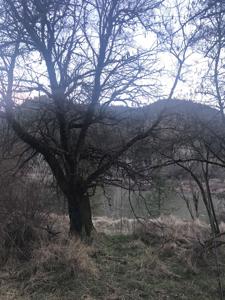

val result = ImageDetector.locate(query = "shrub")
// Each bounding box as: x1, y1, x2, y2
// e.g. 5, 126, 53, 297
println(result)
135, 215, 211, 272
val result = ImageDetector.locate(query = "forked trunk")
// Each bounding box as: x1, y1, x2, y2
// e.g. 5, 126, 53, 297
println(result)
68, 192, 94, 238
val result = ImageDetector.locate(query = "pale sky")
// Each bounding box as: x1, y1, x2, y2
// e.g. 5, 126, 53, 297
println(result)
9, 0, 212, 108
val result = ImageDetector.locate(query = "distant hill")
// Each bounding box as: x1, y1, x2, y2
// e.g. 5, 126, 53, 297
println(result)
144, 99, 219, 121
19, 96, 220, 122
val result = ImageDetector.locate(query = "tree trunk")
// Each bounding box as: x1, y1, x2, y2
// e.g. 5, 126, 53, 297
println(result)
68, 191, 94, 238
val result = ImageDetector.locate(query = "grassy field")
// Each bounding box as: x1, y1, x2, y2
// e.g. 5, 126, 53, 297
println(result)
0, 215, 224, 300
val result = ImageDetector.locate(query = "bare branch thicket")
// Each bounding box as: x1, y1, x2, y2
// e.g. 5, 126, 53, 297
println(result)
143, 102, 222, 233
155, 0, 199, 100
0, 0, 167, 237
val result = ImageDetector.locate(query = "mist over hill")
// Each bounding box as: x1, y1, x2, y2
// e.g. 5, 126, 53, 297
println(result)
20, 97, 220, 123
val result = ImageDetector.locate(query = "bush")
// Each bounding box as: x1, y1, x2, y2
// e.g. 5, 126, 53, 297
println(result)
0, 213, 50, 263
0, 176, 59, 263
135, 215, 211, 272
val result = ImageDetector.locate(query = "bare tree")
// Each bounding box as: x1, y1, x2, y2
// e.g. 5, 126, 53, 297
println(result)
147, 101, 222, 233
0, 0, 165, 237
154, 0, 199, 100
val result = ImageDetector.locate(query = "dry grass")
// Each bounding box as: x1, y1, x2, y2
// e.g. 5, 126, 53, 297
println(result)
15, 237, 99, 297
135, 215, 209, 240
133, 215, 210, 272
137, 245, 180, 278
0, 213, 224, 299
0, 288, 30, 300
93, 216, 138, 234
47, 214, 225, 273
48, 214, 138, 235
32, 237, 98, 276
0, 212, 99, 299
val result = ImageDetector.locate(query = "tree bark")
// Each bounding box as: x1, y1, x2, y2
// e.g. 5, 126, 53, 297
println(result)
67, 191, 94, 238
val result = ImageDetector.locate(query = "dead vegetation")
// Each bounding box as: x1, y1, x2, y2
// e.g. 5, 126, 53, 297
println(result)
0, 214, 99, 300
0, 213, 224, 299
49, 213, 225, 273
